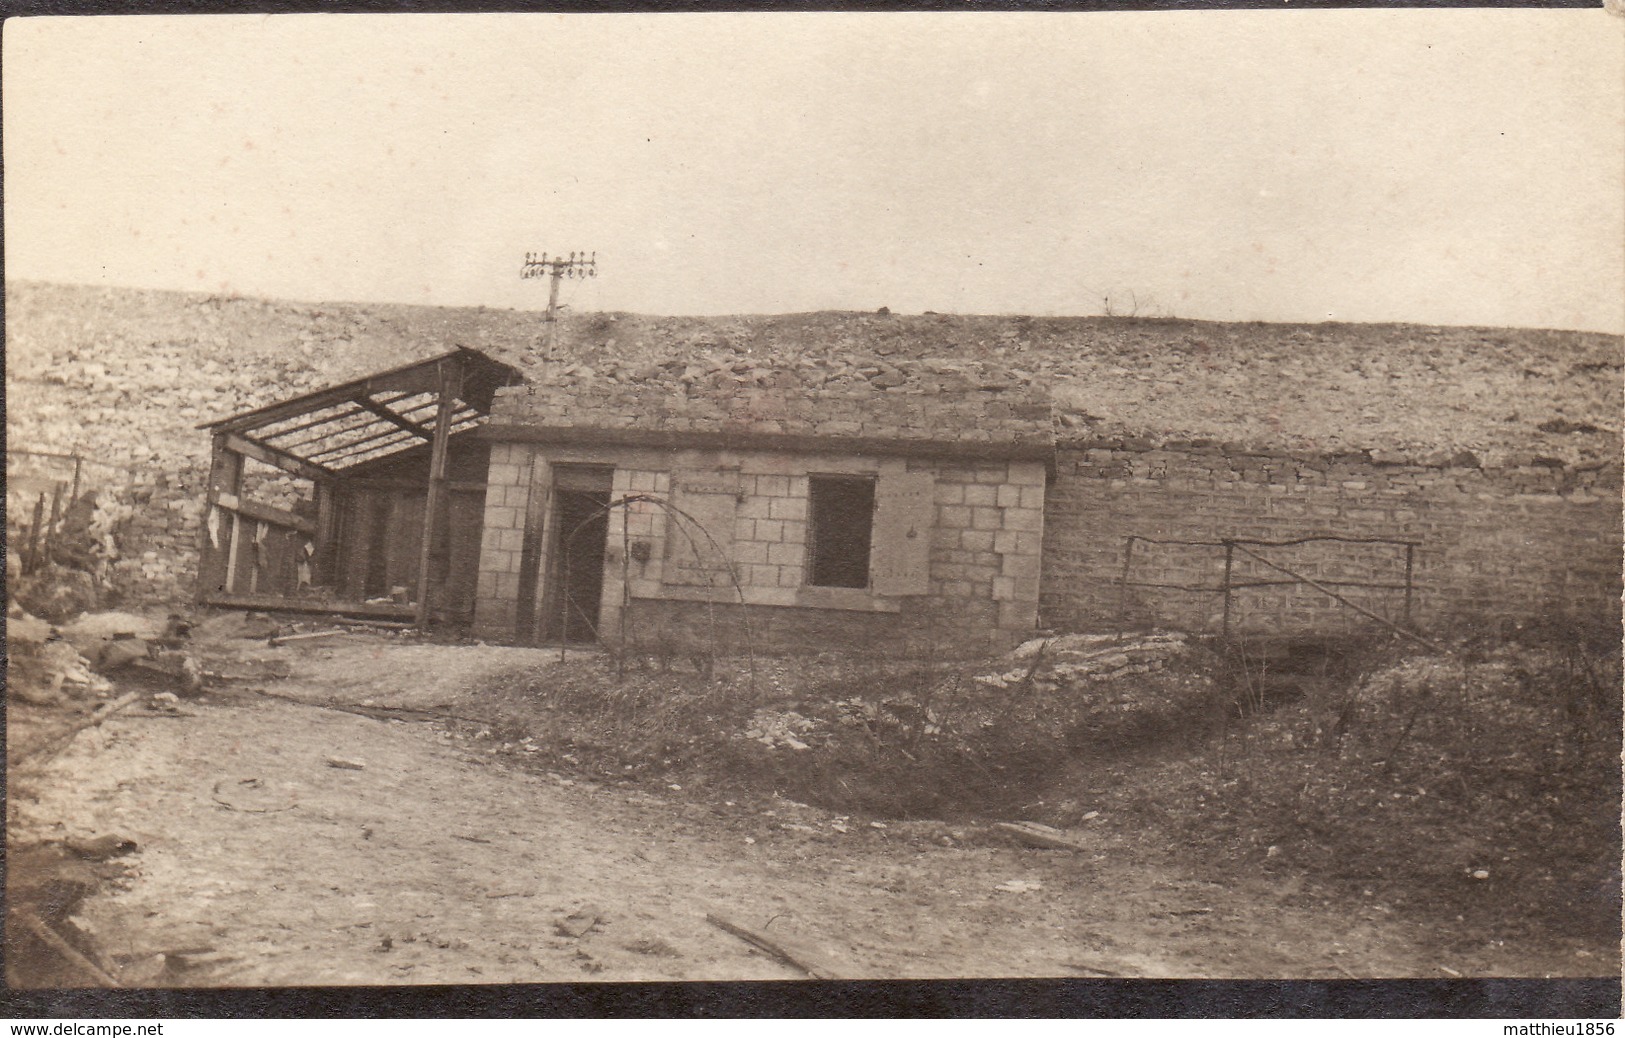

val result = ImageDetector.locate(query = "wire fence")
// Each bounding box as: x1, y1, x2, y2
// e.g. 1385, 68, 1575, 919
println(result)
7, 449, 91, 574
1118, 533, 1421, 641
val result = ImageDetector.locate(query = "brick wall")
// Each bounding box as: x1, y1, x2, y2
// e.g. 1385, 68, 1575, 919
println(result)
1041, 440, 1624, 636
472, 440, 1046, 655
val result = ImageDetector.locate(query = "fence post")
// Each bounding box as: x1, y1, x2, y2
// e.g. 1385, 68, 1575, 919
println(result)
1403, 543, 1415, 629
1116, 536, 1136, 642
43, 484, 64, 569
1221, 540, 1235, 640
27, 493, 46, 573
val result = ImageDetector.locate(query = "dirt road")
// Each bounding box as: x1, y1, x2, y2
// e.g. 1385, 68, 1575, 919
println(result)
6, 640, 1595, 986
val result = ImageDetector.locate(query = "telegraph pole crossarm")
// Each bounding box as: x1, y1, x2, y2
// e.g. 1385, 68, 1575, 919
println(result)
521, 250, 597, 364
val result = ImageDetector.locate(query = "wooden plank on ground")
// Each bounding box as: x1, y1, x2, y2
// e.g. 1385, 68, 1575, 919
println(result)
199, 591, 416, 620
705, 912, 840, 980
995, 821, 1089, 852
14, 909, 120, 987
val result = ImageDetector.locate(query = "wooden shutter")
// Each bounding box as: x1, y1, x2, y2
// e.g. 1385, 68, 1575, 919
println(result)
664, 470, 740, 589
871, 471, 935, 596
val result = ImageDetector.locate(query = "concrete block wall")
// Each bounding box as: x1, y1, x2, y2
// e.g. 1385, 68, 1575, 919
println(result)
471, 442, 534, 638
927, 458, 1046, 638
471, 441, 1047, 655
1041, 440, 1624, 637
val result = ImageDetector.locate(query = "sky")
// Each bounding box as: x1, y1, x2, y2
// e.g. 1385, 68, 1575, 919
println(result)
4, 11, 1622, 332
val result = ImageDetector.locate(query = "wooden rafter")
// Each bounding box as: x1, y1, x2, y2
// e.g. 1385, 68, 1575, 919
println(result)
353, 395, 434, 440
222, 432, 333, 483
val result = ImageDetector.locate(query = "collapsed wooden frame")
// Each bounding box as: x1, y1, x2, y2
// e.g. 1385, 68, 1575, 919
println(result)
195, 348, 520, 626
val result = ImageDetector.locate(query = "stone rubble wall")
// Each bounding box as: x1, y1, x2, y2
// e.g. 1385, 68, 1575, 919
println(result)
488, 359, 1054, 445
1040, 440, 1625, 636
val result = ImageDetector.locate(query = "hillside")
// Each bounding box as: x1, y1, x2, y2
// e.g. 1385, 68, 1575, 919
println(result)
6, 280, 1621, 478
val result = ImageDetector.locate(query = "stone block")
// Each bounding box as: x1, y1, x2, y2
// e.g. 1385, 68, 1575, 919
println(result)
487, 463, 520, 487
496, 570, 521, 599
1002, 507, 1043, 532
999, 599, 1038, 631
939, 505, 972, 528
484, 505, 519, 530
960, 529, 995, 552
963, 485, 998, 507
1002, 552, 1041, 581
767, 541, 803, 566
769, 496, 808, 521
755, 519, 785, 542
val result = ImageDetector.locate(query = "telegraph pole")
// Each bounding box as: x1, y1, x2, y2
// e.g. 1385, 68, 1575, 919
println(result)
521, 251, 597, 367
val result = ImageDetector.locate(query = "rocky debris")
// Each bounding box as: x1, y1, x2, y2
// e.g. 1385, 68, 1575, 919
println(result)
9, 607, 54, 645
978, 631, 1191, 691
739, 708, 822, 750
59, 611, 163, 668
7, 631, 113, 706
553, 906, 606, 939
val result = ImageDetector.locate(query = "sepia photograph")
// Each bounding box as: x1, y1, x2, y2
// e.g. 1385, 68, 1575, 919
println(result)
4, 5, 1621, 1012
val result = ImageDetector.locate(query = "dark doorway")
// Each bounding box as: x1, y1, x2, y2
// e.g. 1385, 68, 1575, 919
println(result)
540, 479, 612, 645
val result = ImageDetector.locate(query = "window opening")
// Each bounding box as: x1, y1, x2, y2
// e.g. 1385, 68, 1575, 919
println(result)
807, 475, 876, 589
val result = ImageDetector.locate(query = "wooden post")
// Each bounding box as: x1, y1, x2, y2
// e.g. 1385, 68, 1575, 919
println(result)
1115, 536, 1136, 643
43, 484, 63, 567
26, 493, 46, 573
1221, 540, 1235, 640
1402, 543, 1416, 630
414, 359, 458, 629
197, 434, 244, 602
312, 479, 339, 586
516, 454, 553, 646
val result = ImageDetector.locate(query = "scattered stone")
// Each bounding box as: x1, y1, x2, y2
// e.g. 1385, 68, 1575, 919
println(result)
554, 906, 606, 939
326, 757, 367, 771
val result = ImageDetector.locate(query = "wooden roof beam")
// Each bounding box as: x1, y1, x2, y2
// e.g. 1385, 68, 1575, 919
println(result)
222, 432, 334, 483
354, 395, 434, 440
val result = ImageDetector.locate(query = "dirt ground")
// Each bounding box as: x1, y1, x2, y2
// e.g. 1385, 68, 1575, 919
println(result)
6, 632, 1612, 986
